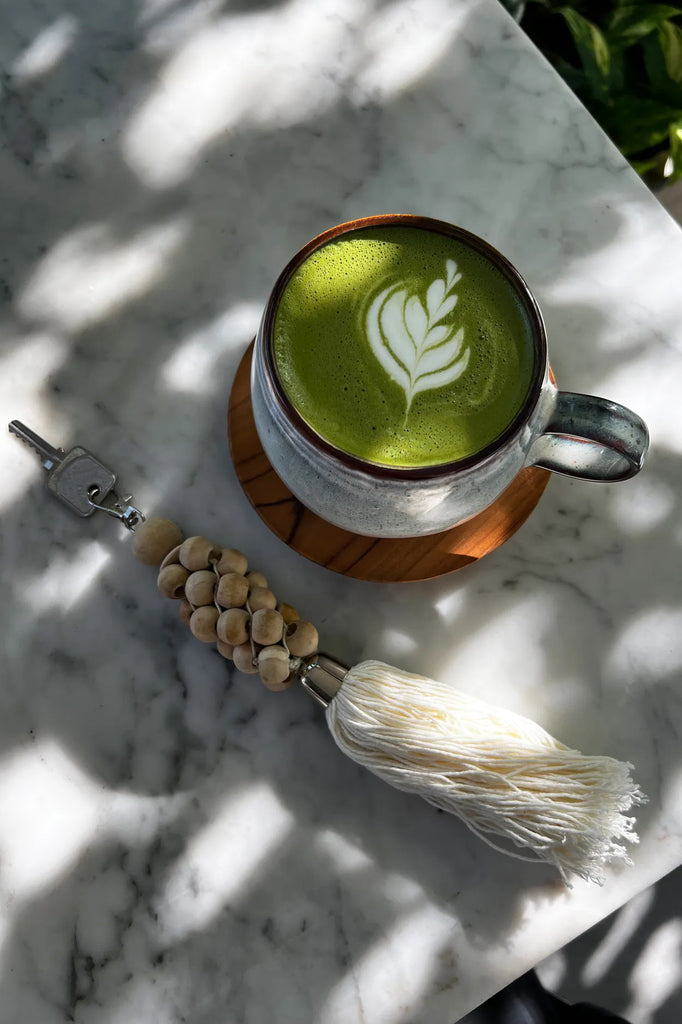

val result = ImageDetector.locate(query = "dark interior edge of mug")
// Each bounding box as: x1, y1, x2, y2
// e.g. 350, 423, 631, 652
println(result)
261, 213, 548, 481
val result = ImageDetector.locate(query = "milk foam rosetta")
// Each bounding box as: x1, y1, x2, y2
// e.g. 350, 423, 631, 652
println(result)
273, 226, 536, 468
366, 257, 469, 420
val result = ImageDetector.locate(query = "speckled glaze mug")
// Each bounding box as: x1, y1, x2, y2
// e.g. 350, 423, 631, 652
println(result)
251, 215, 649, 538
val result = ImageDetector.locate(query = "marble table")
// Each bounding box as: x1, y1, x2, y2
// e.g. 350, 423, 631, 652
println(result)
1, 0, 682, 1021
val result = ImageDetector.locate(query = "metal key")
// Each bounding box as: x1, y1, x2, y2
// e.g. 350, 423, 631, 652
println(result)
9, 419, 117, 516
8, 420, 144, 529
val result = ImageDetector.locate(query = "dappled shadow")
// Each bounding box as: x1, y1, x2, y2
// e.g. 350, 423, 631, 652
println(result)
1, 0, 681, 1022
538, 865, 682, 1023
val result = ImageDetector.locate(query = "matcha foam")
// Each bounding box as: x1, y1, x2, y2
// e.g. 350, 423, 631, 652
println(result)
273, 225, 536, 468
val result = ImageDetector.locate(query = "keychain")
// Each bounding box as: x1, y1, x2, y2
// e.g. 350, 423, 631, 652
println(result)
9, 419, 644, 885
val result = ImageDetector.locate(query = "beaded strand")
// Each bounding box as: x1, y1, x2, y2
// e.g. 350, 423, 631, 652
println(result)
133, 518, 319, 691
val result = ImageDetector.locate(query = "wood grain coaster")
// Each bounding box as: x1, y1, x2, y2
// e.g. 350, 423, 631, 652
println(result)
228, 344, 551, 582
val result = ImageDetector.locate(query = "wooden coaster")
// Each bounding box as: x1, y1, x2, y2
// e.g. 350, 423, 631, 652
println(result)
228, 344, 551, 582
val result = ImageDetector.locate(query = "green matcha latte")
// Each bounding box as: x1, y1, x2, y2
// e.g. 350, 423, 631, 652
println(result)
273, 225, 536, 469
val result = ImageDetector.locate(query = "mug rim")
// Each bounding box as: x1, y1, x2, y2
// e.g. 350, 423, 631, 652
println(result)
260, 214, 547, 481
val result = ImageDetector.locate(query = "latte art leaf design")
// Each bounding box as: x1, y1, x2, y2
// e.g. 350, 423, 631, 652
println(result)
366, 259, 470, 418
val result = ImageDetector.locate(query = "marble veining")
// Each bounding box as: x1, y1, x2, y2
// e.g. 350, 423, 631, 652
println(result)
1, 0, 682, 1021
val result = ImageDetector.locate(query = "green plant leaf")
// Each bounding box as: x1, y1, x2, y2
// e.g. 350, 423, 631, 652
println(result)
607, 6, 681, 48
560, 8, 612, 96
630, 153, 665, 175
669, 118, 682, 180
658, 20, 682, 82
641, 30, 682, 104
603, 95, 682, 154
513, 0, 682, 181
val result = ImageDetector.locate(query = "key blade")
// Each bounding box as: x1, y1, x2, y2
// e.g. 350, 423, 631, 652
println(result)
8, 420, 64, 471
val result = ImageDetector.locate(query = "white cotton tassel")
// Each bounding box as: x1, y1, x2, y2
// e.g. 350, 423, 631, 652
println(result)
309, 659, 645, 885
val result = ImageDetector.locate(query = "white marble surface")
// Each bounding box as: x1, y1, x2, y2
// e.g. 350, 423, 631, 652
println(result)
1, 0, 682, 1021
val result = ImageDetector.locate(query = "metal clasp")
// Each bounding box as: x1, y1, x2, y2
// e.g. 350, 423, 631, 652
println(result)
87, 485, 146, 532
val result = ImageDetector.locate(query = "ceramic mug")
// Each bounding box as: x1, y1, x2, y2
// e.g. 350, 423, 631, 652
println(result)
251, 215, 649, 538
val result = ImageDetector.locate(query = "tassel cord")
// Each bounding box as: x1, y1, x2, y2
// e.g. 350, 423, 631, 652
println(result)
326, 660, 645, 885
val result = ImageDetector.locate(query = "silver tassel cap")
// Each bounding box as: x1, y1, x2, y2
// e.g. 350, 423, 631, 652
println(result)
295, 653, 348, 707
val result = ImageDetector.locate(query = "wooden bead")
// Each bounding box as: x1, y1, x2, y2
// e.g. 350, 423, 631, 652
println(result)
217, 608, 250, 646
179, 598, 193, 625
190, 606, 219, 643
184, 570, 217, 607
285, 620, 319, 657
217, 548, 248, 576
216, 572, 249, 609
232, 642, 259, 674
179, 536, 222, 571
251, 608, 284, 646
160, 544, 182, 570
245, 570, 268, 589
277, 602, 300, 624
258, 646, 294, 692
216, 639, 234, 660
133, 518, 183, 566
157, 563, 189, 599
248, 586, 277, 611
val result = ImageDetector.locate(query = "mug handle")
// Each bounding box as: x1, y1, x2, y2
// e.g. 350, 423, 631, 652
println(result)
528, 392, 649, 481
